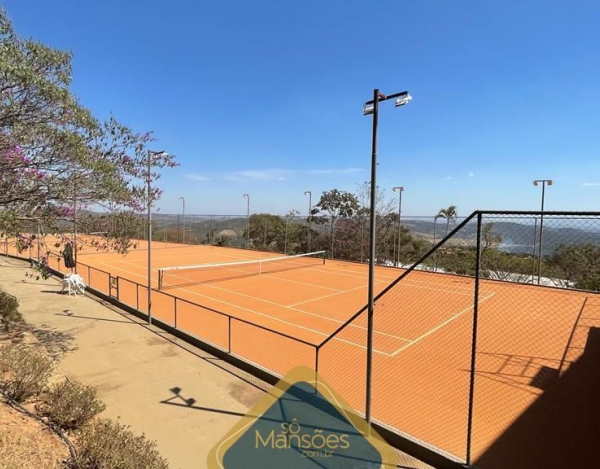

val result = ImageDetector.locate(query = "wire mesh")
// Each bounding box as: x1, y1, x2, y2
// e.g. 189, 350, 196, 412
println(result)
175, 300, 230, 350
4, 211, 600, 467
151, 290, 176, 326
317, 309, 368, 417
470, 214, 600, 465
230, 318, 317, 377
117, 277, 138, 309
89, 267, 110, 295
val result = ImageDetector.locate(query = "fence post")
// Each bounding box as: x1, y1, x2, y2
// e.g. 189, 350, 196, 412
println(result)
228, 316, 232, 353
174, 298, 178, 329
466, 212, 483, 465
531, 217, 538, 284
136, 283, 139, 310
314, 346, 320, 395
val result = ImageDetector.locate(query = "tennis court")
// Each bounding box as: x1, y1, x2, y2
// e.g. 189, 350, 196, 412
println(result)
69, 241, 594, 462
4, 231, 597, 465
76, 244, 488, 355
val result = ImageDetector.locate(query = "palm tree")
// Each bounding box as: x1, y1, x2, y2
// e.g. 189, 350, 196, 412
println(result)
433, 205, 457, 271
437, 205, 458, 236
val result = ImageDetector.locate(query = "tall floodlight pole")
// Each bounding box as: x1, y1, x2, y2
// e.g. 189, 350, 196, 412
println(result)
304, 191, 312, 252
392, 186, 404, 267
363, 89, 412, 429
147, 149, 168, 325
72, 178, 78, 273
179, 197, 185, 244
533, 179, 552, 285
243, 194, 250, 248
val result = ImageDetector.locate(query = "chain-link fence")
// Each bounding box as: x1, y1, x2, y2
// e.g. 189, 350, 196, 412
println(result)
317, 210, 600, 467
3, 210, 599, 468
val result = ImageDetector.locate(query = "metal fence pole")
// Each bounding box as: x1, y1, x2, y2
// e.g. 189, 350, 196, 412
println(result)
531, 217, 538, 284
538, 184, 547, 285
466, 212, 483, 464
314, 346, 320, 395
228, 317, 232, 353
174, 297, 178, 329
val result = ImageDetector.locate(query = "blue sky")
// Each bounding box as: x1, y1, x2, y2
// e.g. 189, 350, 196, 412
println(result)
4, 0, 600, 216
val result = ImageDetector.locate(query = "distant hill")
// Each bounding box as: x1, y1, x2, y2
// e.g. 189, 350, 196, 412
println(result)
402, 218, 600, 255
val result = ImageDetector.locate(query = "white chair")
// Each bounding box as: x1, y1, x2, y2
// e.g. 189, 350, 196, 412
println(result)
61, 274, 86, 296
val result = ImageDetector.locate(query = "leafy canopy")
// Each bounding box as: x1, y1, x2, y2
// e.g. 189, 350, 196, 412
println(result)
0, 9, 177, 251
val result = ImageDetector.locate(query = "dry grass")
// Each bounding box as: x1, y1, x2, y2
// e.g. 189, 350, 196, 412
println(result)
0, 397, 68, 469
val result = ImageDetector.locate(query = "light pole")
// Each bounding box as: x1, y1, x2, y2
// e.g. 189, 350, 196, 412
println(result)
147, 149, 168, 325
392, 186, 404, 267
72, 178, 78, 273
363, 88, 412, 428
179, 196, 185, 244
243, 194, 250, 248
533, 179, 552, 285
304, 191, 312, 252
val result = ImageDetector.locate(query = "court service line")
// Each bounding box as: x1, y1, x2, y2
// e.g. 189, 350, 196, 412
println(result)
99, 262, 396, 356
288, 281, 386, 307
312, 265, 475, 295
167, 271, 412, 343
389, 291, 497, 357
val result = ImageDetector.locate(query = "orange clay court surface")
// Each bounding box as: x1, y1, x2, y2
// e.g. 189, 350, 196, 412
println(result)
14, 237, 599, 462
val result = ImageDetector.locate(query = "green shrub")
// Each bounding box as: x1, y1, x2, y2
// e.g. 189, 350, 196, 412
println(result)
39, 379, 106, 430
71, 418, 169, 469
0, 291, 21, 332
0, 345, 53, 402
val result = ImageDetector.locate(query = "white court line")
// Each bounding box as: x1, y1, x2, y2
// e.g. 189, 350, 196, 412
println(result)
389, 291, 497, 357
311, 264, 475, 296
99, 262, 396, 356
117, 262, 410, 342
288, 281, 383, 307
164, 270, 412, 344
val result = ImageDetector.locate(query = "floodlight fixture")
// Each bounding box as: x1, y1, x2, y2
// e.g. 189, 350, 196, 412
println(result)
394, 93, 412, 107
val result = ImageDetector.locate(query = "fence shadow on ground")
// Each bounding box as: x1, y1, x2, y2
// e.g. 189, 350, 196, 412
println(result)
474, 327, 600, 469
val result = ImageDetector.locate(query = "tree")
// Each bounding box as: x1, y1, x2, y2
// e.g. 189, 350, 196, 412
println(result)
549, 243, 600, 291
0, 9, 177, 254
283, 209, 300, 254
481, 223, 502, 256
313, 189, 359, 258
437, 205, 458, 236
246, 214, 285, 251
215, 229, 237, 246
353, 181, 395, 263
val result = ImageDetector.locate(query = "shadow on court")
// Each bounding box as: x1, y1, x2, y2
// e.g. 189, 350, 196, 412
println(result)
475, 326, 600, 469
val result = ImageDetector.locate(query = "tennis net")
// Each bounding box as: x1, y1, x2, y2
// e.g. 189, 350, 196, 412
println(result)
157, 251, 326, 290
